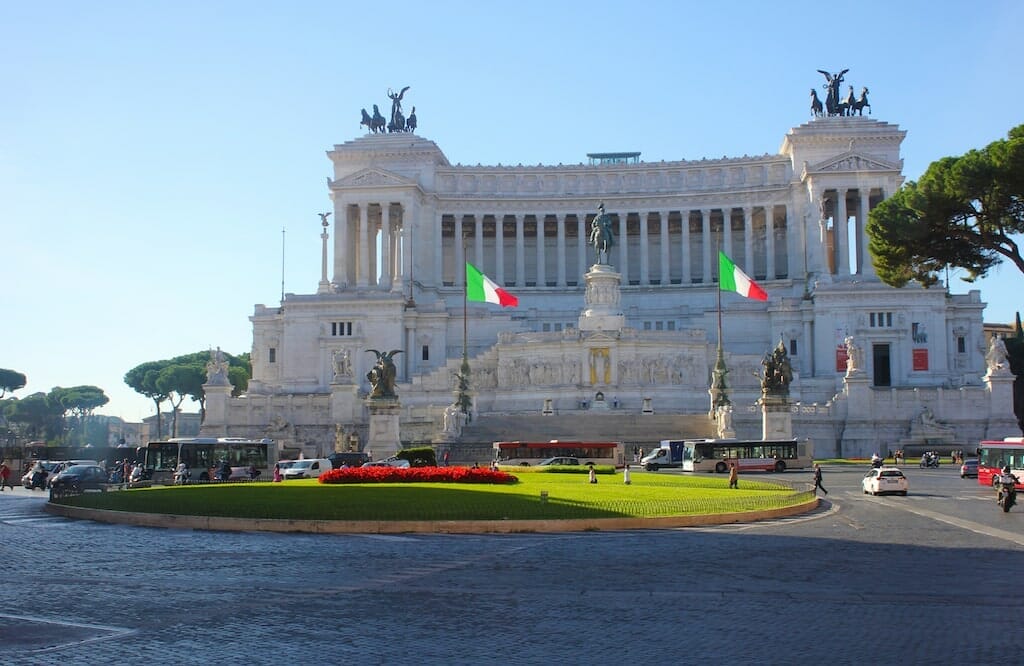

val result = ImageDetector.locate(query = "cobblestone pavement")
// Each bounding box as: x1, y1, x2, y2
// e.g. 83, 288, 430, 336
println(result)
0, 467, 1021, 665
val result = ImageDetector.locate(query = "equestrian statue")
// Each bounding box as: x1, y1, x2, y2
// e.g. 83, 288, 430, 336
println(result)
590, 202, 615, 265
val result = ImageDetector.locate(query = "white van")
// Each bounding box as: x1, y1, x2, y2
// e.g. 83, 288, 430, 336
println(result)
281, 458, 333, 479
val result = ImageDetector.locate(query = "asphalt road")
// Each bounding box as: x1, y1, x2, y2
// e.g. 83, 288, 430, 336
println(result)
1, 465, 1020, 665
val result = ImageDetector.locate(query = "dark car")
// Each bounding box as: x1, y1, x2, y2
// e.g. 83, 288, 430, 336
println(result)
49, 465, 109, 493
328, 452, 370, 469
960, 458, 978, 478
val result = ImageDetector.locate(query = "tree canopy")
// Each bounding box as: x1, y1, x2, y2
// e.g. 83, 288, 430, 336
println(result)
0, 368, 27, 398
867, 124, 1024, 288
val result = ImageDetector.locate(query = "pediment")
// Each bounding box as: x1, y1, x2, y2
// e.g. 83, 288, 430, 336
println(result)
808, 151, 900, 175
331, 168, 418, 189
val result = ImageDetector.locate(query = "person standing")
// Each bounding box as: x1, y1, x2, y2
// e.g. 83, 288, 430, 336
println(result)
588, 465, 598, 484
728, 463, 738, 489
0, 461, 12, 491
272, 463, 282, 483
813, 464, 828, 495
623, 464, 631, 485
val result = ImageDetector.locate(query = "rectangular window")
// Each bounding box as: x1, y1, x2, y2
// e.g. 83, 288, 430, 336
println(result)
542, 323, 551, 332
667, 321, 676, 331
957, 337, 966, 354
790, 339, 798, 356
643, 321, 652, 331
655, 321, 663, 331
329, 321, 353, 336
269, 348, 276, 363
331, 322, 337, 336
885, 313, 892, 327
870, 313, 876, 327
554, 323, 563, 332
422, 345, 429, 361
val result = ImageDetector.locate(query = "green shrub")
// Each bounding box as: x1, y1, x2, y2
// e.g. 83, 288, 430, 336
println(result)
397, 446, 437, 467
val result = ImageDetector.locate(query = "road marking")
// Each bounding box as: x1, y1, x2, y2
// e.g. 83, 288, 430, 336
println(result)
860, 495, 1024, 548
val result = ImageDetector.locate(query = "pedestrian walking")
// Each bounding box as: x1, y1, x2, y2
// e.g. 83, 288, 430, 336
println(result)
623, 464, 632, 485
272, 463, 282, 483
813, 463, 828, 495
442, 450, 450, 467
728, 462, 738, 489
588, 465, 597, 484
0, 461, 12, 491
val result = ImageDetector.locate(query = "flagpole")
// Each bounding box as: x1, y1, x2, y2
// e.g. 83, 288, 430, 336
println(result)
458, 235, 472, 423
711, 247, 730, 419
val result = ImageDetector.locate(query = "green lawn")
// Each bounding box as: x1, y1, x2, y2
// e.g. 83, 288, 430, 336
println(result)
57, 471, 813, 521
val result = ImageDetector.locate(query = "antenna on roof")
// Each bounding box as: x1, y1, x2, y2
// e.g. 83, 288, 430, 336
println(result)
281, 227, 286, 304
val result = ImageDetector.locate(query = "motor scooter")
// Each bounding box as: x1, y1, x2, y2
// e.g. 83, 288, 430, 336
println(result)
997, 476, 1018, 513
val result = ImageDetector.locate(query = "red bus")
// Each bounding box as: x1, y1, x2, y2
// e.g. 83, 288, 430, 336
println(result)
977, 438, 1024, 489
493, 441, 625, 467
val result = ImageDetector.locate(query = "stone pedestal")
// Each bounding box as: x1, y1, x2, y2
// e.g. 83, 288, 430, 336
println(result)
984, 370, 1019, 440
578, 265, 625, 332
760, 394, 792, 440
365, 398, 401, 458
202, 383, 233, 427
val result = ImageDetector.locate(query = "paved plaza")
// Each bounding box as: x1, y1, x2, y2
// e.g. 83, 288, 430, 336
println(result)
1, 466, 1021, 665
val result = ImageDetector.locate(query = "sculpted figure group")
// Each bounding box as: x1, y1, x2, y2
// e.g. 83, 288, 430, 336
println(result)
360, 86, 417, 134
811, 69, 871, 118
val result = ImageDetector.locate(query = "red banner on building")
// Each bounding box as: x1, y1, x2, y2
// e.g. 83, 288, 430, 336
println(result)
836, 346, 848, 372
912, 348, 929, 371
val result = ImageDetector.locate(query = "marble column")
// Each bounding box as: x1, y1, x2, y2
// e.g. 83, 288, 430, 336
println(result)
331, 197, 348, 288
434, 210, 444, 287
659, 211, 670, 285
681, 210, 691, 284
743, 206, 753, 275
495, 214, 505, 286
859, 190, 875, 278
379, 203, 392, 289
515, 214, 525, 287
765, 205, 776, 280
577, 214, 586, 278
535, 215, 546, 287
556, 213, 566, 287
474, 214, 484, 268
639, 211, 650, 285
454, 215, 464, 288
358, 203, 370, 288
618, 213, 628, 279
722, 208, 733, 258
836, 188, 849, 276
701, 209, 711, 284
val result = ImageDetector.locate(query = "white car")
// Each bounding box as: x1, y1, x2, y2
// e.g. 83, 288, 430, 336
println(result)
361, 456, 410, 468
281, 458, 332, 479
862, 467, 908, 496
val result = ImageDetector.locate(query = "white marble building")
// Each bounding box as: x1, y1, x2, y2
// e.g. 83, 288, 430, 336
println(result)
201, 115, 1017, 457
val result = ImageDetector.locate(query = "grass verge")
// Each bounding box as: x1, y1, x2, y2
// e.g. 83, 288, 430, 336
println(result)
56, 471, 813, 522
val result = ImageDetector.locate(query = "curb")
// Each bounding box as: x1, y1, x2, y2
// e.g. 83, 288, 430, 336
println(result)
44, 497, 820, 534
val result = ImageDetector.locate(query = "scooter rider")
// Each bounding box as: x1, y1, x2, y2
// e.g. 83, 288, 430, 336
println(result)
997, 465, 1019, 494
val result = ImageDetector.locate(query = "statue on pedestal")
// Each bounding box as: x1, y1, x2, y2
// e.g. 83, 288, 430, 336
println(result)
986, 336, 1010, 375
760, 340, 793, 396
590, 203, 615, 265
844, 336, 864, 375
366, 349, 402, 399
205, 347, 230, 386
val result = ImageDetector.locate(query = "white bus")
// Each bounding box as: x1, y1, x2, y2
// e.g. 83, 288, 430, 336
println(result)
682, 438, 813, 473
143, 437, 279, 483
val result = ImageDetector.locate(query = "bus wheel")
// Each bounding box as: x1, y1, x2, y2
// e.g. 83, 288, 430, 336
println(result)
715, 462, 727, 474
774, 460, 786, 473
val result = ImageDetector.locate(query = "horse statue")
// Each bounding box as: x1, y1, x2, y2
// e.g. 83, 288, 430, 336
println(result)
589, 203, 615, 265
371, 105, 386, 133
360, 108, 375, 133
850, 87, 871, 116
810, 89, 823, 118
406, 106, 417, 133
839, 85, 855, 116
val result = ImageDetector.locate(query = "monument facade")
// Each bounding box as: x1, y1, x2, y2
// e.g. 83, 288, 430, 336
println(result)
201, 86, 1015, 457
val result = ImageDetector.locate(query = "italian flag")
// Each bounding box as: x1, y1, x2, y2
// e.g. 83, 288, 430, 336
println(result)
466, 263, 518, 307
718, 251, 768, 301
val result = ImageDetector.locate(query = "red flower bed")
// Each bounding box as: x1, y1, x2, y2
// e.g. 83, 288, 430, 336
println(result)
319, 466, 517, 485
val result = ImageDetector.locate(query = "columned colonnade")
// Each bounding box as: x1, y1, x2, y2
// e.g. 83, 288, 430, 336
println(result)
437, 205, 790, 289
332, 200, 411, 291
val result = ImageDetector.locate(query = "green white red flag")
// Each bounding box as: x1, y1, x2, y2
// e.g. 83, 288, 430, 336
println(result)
466, 262, 518, 307
718, 251, 767, 301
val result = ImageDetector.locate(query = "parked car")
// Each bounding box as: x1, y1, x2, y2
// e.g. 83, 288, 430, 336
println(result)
328, 452, 371, 468
46, 460, 100, 488
862, 467, 908, 496
22, 461, 60, 489
49, 465, 109, 493
959, 458, 978, 478
537, 457, 580, 466
361, 456, 410, 468
281, 458, 333, 479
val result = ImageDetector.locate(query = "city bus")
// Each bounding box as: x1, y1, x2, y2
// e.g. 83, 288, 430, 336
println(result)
493, 441, 625, 467
682, 438, 813, 473
143, 437, 279, 483
976, 438, 1024, 489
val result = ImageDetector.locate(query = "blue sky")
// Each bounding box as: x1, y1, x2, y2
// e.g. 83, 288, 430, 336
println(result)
3, 0, 1023, 422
